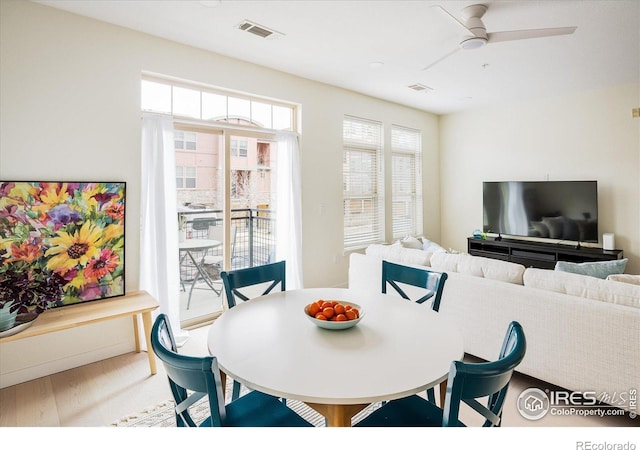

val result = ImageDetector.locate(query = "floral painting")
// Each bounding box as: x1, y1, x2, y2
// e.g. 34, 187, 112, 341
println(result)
0, 182, 125, 313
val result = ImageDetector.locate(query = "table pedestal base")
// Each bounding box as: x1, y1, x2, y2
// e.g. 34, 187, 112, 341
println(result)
305, 402, 370, 427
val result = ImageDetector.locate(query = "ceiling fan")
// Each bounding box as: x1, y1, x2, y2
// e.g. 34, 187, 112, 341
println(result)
423, 3, 577, 71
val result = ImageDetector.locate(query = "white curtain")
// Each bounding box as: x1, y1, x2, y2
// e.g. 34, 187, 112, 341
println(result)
274, 132, 304, 289
140, 113, 189, 347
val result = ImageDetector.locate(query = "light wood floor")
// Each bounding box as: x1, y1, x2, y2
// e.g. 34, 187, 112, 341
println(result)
1, 325, 637, 429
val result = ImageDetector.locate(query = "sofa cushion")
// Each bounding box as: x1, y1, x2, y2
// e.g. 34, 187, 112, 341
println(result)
555, 259, 628, 279
606, 274, 640, 285
365, 242, 431, 266
524, 268, 640, 308
430, 252, 525, 285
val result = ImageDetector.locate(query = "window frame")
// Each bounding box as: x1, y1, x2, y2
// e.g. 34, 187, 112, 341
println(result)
141, 74, 298, 133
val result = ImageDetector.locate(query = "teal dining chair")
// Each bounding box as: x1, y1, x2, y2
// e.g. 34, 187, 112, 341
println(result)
220, 260, 286, 400
221, 260, 286, 308
355, 321, 527, 427
382, 260, 449, 403
382, 260, 448, 311
150, 313, 312, 427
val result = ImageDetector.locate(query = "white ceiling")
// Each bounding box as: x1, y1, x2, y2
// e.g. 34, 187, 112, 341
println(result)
35, 0, 640, 114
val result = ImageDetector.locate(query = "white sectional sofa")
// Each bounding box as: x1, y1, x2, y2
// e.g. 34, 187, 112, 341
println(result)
348, 243, 640, 412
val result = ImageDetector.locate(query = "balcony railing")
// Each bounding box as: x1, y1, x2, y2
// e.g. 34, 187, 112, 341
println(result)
179, 207, 275, 280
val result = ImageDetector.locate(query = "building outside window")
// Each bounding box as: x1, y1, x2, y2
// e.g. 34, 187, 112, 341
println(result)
176, 166, 196, 189
231, 139, 248, 157
175, 130, 196, 150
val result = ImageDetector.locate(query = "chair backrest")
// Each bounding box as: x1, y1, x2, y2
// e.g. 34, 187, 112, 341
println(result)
381, 260, 448, 311
221, 260, 286, 308
208, 224, 237, 256
151, 314, 227, 427
192, 218, 217, 231
442, 321, 527, 427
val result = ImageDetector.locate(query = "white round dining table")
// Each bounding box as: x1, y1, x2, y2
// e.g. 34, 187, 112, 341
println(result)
207, 287, 464, 426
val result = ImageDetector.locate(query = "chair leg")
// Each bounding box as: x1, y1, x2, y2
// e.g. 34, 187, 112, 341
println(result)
439, 380, 447, 407
426, 387, 436, 403
186, 276, 198, 310
220, 370, 227, 402
232, 380, 241, 401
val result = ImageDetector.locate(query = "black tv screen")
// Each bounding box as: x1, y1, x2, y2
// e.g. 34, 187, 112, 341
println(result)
483, 181, 598, 243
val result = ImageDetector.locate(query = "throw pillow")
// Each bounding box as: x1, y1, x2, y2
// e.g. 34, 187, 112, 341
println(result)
400, 236, 423, 249
554, 259, 628, 279
420, 238, 447, 254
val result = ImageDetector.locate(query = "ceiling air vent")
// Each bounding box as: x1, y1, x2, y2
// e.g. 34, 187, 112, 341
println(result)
236, 20, 284, 39
408, 83, 433, 92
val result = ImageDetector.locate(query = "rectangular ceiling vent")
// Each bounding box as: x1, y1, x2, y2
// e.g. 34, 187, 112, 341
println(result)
408, 83, 433, 92
236, 20, 284, 40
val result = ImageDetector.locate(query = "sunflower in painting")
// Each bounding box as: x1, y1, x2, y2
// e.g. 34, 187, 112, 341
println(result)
45, 221, 104, 274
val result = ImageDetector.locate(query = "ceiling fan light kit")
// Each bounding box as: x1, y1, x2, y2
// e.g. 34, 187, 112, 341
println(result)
460, 36, 487, 50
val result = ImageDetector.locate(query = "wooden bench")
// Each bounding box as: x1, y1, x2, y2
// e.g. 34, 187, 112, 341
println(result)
0, 290, 160, 375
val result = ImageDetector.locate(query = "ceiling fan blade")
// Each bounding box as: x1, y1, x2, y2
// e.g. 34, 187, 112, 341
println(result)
432, 5, 471, 34
487, 26, 577, 43
422, 46, 461, 71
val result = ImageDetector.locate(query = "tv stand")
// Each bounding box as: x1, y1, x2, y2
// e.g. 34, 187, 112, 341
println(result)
467, 237, 623, 269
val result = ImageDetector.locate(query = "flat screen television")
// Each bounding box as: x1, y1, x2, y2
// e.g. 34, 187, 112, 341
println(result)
483, 181, 598, 243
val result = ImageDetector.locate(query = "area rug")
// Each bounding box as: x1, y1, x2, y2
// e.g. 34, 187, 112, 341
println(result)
112, 379, 382, 427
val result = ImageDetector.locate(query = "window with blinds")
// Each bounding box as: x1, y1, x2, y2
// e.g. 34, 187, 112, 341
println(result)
391, 126, 422, 239
343, 116, 384, 249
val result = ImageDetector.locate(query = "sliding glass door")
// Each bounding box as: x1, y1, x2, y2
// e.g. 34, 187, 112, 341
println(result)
175, 126, 277, 326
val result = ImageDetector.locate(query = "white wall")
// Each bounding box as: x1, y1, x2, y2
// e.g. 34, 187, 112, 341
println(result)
440, 83, 640, 274
0, 0, 438, 385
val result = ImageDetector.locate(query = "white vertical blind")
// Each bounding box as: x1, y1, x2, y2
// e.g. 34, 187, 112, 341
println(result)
391, 125, 422, 238
343, 116, 384, 249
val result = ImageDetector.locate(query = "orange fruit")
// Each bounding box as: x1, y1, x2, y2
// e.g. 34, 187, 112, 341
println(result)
314, 313, 327, 320
345, 310, 357, 320
308, 303, 320, 317
335, 314, 347, 322
334, 304, 346, 315
322, 306, 335, 319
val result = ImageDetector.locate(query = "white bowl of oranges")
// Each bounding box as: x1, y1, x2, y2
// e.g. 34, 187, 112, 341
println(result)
304, 299, 363, 330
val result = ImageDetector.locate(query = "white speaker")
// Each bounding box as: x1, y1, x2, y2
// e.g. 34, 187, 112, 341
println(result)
603, 233, 615, 250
